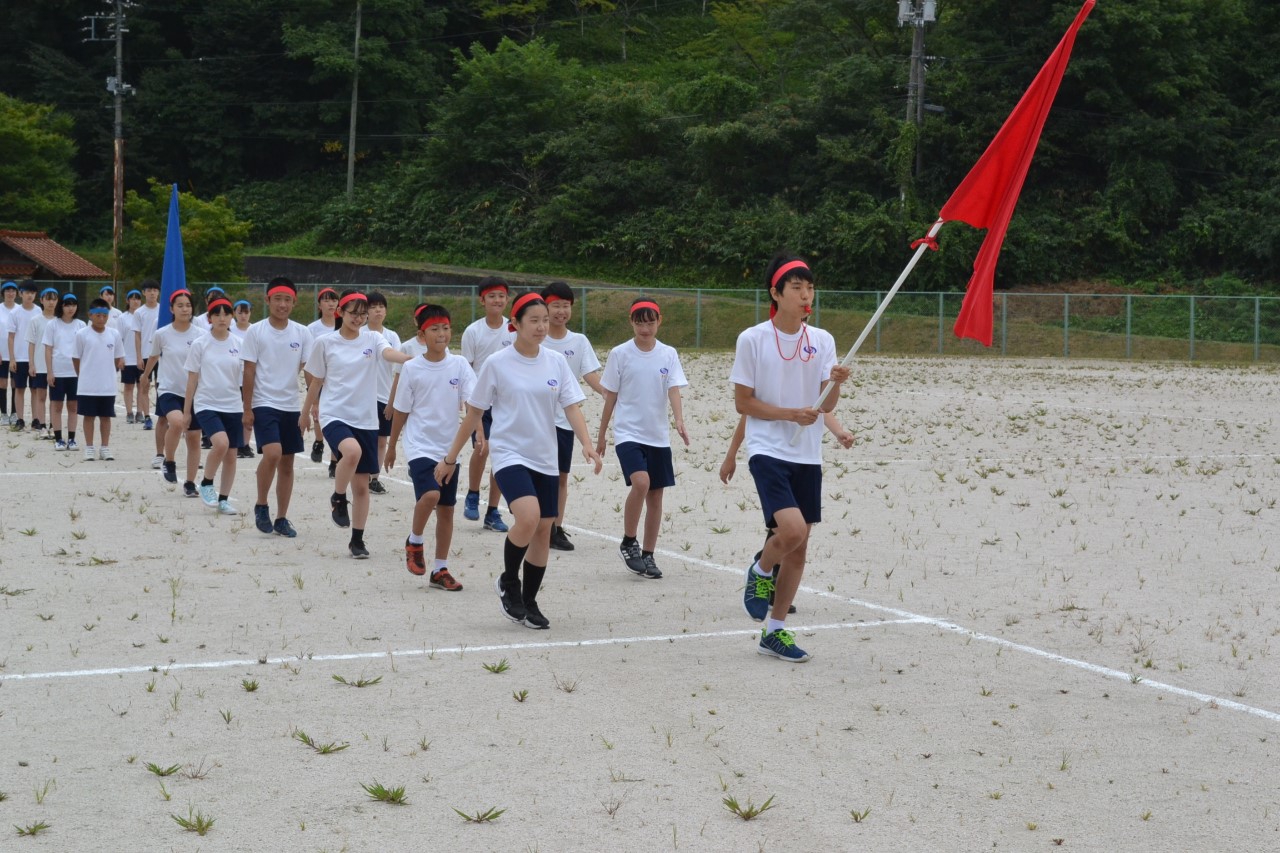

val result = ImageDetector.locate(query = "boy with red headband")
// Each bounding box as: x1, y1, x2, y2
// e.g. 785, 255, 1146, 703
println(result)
240, 277, 312, 537
540, 281, 605, 551
459, 276, 512, 533
731, 254, 851, 662
596, 297, 689, 579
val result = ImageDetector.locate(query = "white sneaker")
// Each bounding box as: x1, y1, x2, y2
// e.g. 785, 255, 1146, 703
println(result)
100, 447, 113, 461
84, 446, 96, 461
217, 499, 237, 516
151, 454, 164, 470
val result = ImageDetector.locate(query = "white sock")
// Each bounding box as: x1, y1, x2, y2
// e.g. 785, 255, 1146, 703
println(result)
434, 559, 448, 571
407, 533, 424, 545
753, 560, 773, 577
766, 618, 786, 634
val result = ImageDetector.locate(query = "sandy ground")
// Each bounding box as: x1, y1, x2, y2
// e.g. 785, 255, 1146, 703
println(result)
1, 352, 1279, 852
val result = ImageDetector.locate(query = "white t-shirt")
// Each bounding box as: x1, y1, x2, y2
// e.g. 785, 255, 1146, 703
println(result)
8, 305, 40, 363
239, 319, 312, 412
600, 339, 688, 447
368, 327, 401, 404
0, 303, 14, 360
119, 311, 139, 366
391, 337, 429, 375
150, 323, 204, 397
106, 306, 126, 339
304, 329, 390, 430
392, 352, 476, 462
469, 345, 585, 476
24, 313, 52, 370
729, 320, 837, 465
461, 317, 513, 372
134, 303, 159, 365
73, 325, 124, 396
185, 332, 244, 413
192, 312, 212, 332
306, 318, 336, 340
42, 318, 87, 378
542, 331, 601, 431
230, 324, 251, 343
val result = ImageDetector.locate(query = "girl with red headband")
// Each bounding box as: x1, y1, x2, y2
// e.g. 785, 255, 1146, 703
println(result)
596, 297, 689, 580
240, 276, 312, 538
182, 298, 244, 515
384, 303, 473, 591
459, 276, 513, 533
299, 289, 413, 559
437, 292, 603, 630
729, 254, 851, 662
143, 289, 204, 498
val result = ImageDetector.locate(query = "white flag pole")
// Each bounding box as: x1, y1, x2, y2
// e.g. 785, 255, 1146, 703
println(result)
788, 217, 945, 445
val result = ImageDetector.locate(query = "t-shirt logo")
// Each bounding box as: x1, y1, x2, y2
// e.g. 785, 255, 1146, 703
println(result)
449, 378, 459, 386
659, 367, 669, 375
547, 379, 558, 387
290, 341, 301, 349
803, 345, 817, 354
501, 340, 512, 347
565, 349, 575, 356
362, 348, 373, 357
229, 347, 240, 356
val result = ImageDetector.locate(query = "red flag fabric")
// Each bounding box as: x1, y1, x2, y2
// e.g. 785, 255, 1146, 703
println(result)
946, 0, 1095, 346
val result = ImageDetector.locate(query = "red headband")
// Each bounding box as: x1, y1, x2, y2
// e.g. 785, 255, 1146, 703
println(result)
507, 294, 545, 331
267, 284, 296, 298
418, 312, 448, 330
337, 292, 367, 311
630, 300, 661, 317
169, 288, 192, 305
543, 294, 570, 305
317, 288, 338, 300
479, 282, 509, 297
770, 260, 810, 289
206, 298, 233, 313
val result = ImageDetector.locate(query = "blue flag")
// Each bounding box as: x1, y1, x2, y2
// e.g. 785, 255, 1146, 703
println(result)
157, 183, 186, 328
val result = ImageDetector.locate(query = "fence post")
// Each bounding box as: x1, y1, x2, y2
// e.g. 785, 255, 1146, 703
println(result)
469, 287, 476, 326
580, 286, 587, 334
1256, 297, 1261, 363
1063, 294, 1069, 358
1189, 295, 1196, 361
754, 290, 760, 325
1001, 293, 1007, 356
695, 289, 702, 349
937, 292, 944, 355
813, 289, 821, 328
1125, 294, 1132, 359
874, 292, 882, 353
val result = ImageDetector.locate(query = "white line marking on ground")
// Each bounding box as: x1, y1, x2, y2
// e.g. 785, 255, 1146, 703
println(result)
565, 526, 1280, 724
0, 620, 918, 683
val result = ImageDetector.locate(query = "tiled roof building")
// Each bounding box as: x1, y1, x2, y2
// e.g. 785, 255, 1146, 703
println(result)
0, 230, 108, 280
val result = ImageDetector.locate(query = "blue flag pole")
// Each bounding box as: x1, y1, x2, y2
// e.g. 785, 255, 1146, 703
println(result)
157, 183, 186, 328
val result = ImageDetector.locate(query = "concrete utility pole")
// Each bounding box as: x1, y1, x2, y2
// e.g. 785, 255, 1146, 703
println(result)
346, 0, 362, 200
898, 0, 937, 191
84, 0, 136, 286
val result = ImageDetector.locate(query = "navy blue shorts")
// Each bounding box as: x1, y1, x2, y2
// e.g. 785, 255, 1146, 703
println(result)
408, 456, 460, 506
77, 395, 115, 418
0, 361, 8, 379
11, 362, 30, 388
252, 406, 304, 455
49, 376, 78, 402
470, 407, 493, 446
748, 455, 822, 527
121, 365, 142, 385
30, 373, 47, 391
495, 465, 559, 519
197, 410, 245, 448
556, 427, 574, 474
157, 392, 184, 418
322, 421, 379, 475
616, 441, 675, 490
376, 400, 392, 438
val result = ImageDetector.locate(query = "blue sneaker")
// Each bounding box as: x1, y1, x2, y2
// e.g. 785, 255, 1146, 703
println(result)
483, 507, 508, 533
273, 517, 297, 538
199, 484, 218, 507
142, 416, 154, 430
743, 561, 774, 622
758, 628, 810, 662
463, 490, 480, 521
254, 504, 273, 534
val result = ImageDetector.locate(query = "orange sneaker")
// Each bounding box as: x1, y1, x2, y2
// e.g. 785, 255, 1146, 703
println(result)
405, 539, 426, 576
430, 567, 462, 591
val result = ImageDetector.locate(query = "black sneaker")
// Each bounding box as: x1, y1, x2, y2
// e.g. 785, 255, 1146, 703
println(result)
755, 549, 797, 615
311, 440, 324, 463
330, 494, 350, 528
163, 460, 177, 483
349, 541, 369, 559
201, 435, 212, 449
237, 445, 254, 459
641, 554, 663, 580
368, 477, 387, 495
620, 540, 647, 575
495, 575, 526, 624
183, 481, 199, 498
549, 525, 574, 551
31, 418, 43, 431
523, 600, 550, 630
253, 504, 273, 534
328, 460, 336, 479
11, 418, 24, 431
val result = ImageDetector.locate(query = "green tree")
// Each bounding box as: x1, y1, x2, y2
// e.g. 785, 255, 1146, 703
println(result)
120, 179, 251, 283
0, 94, 77, 231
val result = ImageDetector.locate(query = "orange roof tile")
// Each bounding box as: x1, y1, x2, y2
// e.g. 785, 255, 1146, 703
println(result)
0, 231, 108, 279
0, 262, 38, 278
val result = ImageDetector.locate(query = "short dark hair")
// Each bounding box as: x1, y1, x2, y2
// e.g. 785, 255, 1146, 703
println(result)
477, 276, 509, 297
540, 280, 574, 304
266, 276, 296, 295
141, 279, 160, 291
764, 253, 813, 313
414, 303, 450, 327
366, 291, 388, 308
89, 297, 110, 312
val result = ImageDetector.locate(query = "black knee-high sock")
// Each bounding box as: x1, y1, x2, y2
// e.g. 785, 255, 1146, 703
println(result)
522, 561, 546, 605
503, 537, 528, 584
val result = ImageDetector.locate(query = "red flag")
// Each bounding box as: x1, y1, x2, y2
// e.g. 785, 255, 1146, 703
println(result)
946, 0, 1095, 346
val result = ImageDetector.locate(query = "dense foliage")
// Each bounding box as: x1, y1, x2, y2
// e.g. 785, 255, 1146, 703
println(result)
120, 179, 250, 282
0, 93, 77, 231
1, 0, 1277, 290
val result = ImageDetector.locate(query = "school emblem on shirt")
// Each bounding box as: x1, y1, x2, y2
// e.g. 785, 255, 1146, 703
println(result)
803, 345, 817, 354
362, 348, 373, 357
449, 378, 459, 386
290, 341, 301, 349
564, 349, 575, 356
501, 340, 512, 347
547, 379, 558, 387
660, 367, 669, 375
229, 347, 240, 356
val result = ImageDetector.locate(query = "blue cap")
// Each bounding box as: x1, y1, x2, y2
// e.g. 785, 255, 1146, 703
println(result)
100, 285, 114, 294
233, 299, 251, 309
126, 289, 142, 299
40, 287, 59, 298
1, 281, 15, 292
62, 292, 78, 301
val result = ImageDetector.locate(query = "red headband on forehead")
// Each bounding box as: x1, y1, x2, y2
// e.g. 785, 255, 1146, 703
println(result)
169, 288, 192, 304
266, 284, 296, 298
543, 294, 570, 304
630, 300, 661, 317
479, 282, 509, 297
770, 260, 810, 289
317, 288, 338, 300
206, 298, 233, 313
337, 292, 367, 311
507, 293, 545, 331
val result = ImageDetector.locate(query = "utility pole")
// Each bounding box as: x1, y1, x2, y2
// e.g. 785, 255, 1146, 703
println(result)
84, 0, 136, 286
898, 0, 937, 193
346, 0, 362, 199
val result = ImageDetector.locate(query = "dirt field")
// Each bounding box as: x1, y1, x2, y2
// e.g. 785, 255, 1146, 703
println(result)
2, 353, 1278, 852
